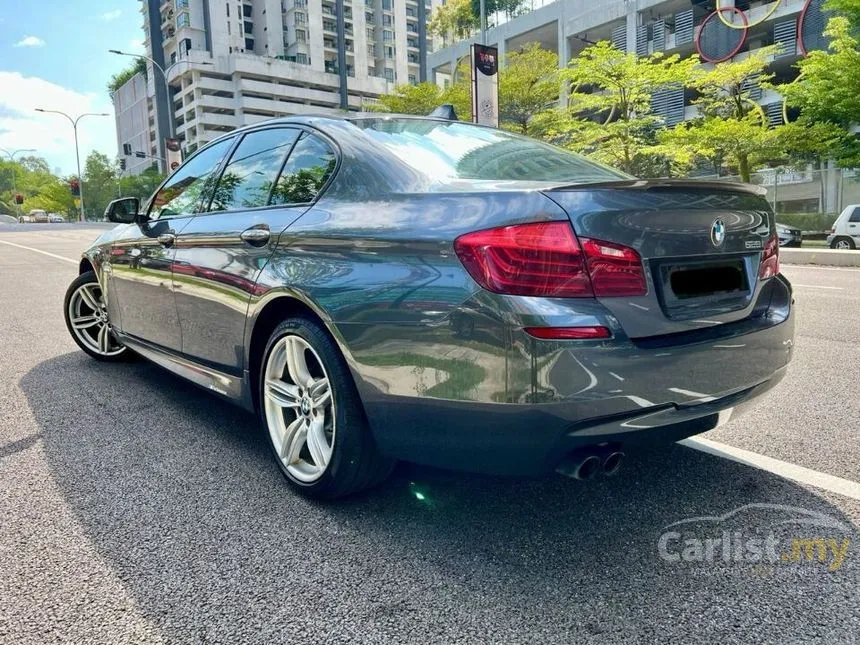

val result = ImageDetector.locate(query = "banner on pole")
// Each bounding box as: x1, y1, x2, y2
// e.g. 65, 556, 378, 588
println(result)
470, 44, 499, 128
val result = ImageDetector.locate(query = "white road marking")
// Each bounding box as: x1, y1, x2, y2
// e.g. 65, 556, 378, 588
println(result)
669, 387, 717, 403
609, 372, 624, 381
626, 395, 654, 408
0, 239, 77, 265
681, 436, 860, 502
792, 284, 844, 290
712, 344, 746, 348
628, 302, 649, 311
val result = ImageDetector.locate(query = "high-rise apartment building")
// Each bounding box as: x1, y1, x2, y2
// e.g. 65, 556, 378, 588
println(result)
117, 0, 438, 171
112, 72, 161, 176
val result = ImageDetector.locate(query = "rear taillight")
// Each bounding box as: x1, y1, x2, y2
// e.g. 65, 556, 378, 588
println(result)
759, 233, 780, 279
453, 222, 646, 298
524, 326, 612, 340
580, 238, 648, 297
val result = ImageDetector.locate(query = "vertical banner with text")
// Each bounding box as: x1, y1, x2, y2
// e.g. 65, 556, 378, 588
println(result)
471, 44, 499, 128
165, 138, 183, 174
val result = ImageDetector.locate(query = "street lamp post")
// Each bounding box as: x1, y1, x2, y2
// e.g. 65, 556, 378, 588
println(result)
34, 110, 109, 222
0, 148, 36, 219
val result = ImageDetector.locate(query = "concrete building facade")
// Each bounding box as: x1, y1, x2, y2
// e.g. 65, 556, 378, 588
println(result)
111, 72, 160, 176
129, 0, 439, 160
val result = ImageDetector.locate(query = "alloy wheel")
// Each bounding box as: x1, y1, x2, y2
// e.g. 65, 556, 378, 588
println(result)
835, 239, 852, 250
263, 334, 335, 483
67, 282, 125, 357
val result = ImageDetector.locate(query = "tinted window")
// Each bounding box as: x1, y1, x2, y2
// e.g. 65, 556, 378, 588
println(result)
149, 137, 234, 219
209, 128, 300, 212
270, 133, 337, 205
850, 207, 860, 223
352, 118, 629, 183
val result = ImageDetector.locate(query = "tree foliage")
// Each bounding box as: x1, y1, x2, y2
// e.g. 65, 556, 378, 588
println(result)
498, 43, 560, 134
107, 57, 148, 95
428, 0, 478, 40
370, 81, 468, 117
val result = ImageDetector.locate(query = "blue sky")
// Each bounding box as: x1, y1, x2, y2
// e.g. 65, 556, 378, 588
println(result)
1, 1, 146, 176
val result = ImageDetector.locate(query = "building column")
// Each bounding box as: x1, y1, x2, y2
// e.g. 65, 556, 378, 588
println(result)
557, 15, 569, 107
496, 37, 506, 66
626, 0, 639, 54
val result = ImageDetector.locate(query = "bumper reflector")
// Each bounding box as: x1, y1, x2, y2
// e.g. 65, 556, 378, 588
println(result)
523, 326, 612, 340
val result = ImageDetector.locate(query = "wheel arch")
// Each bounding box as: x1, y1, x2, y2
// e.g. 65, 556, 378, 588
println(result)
79, 257, 95, 275
246, 293, 356, 413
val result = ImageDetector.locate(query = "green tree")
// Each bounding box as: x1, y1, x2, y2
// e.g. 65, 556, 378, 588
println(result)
82, 152, 120, 220
498, 44, 561, 134
542, 41, 697, 176
107, 57, 148, 95
665, 47, 780, 181
429, 0, 479, 41
780, 17, 860, 167
371, 82, 448, 115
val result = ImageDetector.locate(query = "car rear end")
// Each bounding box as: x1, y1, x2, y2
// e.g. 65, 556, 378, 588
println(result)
440, 179, 793, 474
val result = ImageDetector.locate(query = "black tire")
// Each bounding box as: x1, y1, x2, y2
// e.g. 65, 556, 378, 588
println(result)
63, 271, 130, 362
259, 317, 395, 499
830, 236, 856, 250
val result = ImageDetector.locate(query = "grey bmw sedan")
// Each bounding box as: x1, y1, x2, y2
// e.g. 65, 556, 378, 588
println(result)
64, 115, 793, 498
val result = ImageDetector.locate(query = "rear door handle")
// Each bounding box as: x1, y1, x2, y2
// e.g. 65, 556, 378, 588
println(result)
157, 233, 176, 247
240, 227, 270, 246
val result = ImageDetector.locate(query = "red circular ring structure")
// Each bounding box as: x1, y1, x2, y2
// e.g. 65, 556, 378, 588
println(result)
797, 0, 813, 56
696, 7, 749, 63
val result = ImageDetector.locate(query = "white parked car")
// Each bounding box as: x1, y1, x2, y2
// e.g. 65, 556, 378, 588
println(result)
828, 204, 860, 249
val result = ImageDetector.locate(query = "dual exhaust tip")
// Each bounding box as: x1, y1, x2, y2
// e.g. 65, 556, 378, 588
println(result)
557, 447, 625, 480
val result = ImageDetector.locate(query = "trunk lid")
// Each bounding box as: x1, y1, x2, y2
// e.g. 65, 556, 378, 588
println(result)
543, 179, 776, 338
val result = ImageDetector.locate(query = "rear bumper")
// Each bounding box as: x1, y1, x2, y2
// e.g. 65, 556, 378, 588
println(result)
349, 275, 794, 476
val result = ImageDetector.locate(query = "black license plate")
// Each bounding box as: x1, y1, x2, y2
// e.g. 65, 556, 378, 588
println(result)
669, 260, 747, 300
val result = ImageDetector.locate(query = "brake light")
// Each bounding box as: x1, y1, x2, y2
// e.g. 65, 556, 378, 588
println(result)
524, 326, 612, 339
453, 222, 646, 298
580, 238, 647, 297
453, 222, 592, 297
759, 233, 780, 279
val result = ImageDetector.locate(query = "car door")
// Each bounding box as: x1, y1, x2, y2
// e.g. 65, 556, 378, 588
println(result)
172, 126, 338, 372
107, 136, 235, 351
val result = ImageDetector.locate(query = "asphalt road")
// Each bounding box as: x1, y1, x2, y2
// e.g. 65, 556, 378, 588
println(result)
1, 224, 859, 645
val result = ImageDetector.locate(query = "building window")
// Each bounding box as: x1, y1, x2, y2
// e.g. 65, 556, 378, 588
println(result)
177, 12, 191, 28
244, 20, 253, 34
296, 52, 309, 64
382, 14, 392, 26
245, 37, 254, 50
365, 10, 373, 21
295, 28, 306, 43
384, 68, 394, 82
366, 26, 374, 39
367, 65, 376, 76
367, 44, 375, 57
323, 19, 336, 31
177, 0, 189, 7
408, 74, 416, 84
228, 21, 231, 34
242, 3, 252, 17
383, 29, 392, 41
385, 45, 394, 58
295, 0, 307, 6
295, 11, 305, 23
226, 2, 229, 16
382, 0, 392, 9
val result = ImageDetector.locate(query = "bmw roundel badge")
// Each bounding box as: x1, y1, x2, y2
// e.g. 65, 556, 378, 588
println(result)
710, 218, 727, 247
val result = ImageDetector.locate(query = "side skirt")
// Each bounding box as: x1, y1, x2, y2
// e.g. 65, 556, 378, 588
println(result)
116, 332, 255, 412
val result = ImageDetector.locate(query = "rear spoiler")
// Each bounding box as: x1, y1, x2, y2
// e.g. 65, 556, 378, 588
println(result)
545, 178, 768, 197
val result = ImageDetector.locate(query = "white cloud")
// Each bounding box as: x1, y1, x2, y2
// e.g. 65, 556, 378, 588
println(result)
14, 36, 46, 48
0, 72, 116, 177
128, 38, 146, 54
101, 9, 122, 22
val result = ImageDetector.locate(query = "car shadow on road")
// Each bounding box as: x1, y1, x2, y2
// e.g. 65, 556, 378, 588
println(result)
19, 352, 860, 644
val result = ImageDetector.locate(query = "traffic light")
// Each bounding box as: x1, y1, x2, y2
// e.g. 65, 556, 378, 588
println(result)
14, 194, 23, 205
123, 143, 132, 156
119, 158, 127, 171
69, 178, 80, 197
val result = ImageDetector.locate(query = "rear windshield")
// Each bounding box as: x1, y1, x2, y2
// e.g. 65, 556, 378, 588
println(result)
351, 118, 629, 184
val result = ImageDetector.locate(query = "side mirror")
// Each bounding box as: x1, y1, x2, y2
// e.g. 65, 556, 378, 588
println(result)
105, 197, 142, 224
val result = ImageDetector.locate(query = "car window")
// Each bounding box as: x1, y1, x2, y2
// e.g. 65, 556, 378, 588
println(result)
351, 118, 629, 183
208, 128, 300, 212
269, 133, 337, 205
850, 207, 860, 223
148, 137, 234, 219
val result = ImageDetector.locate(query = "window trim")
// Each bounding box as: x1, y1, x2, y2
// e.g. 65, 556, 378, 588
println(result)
192, 123, 341, 217
145, 135, 238, 221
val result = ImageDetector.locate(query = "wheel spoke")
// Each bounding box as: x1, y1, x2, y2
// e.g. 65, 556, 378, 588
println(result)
78, 284, 101, 312
309, 377, 331, 408
281, 416, 306, 463
71, 315, 99, 330
97, 325, 110, 353
265, 379, 301, 409
306, 417, 331, 467
284, 336, 313, 388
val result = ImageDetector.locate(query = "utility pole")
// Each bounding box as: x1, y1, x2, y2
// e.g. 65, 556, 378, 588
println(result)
34, 110, 109, 222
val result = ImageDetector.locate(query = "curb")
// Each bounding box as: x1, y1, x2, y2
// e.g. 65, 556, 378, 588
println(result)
781, 248, 860, 267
